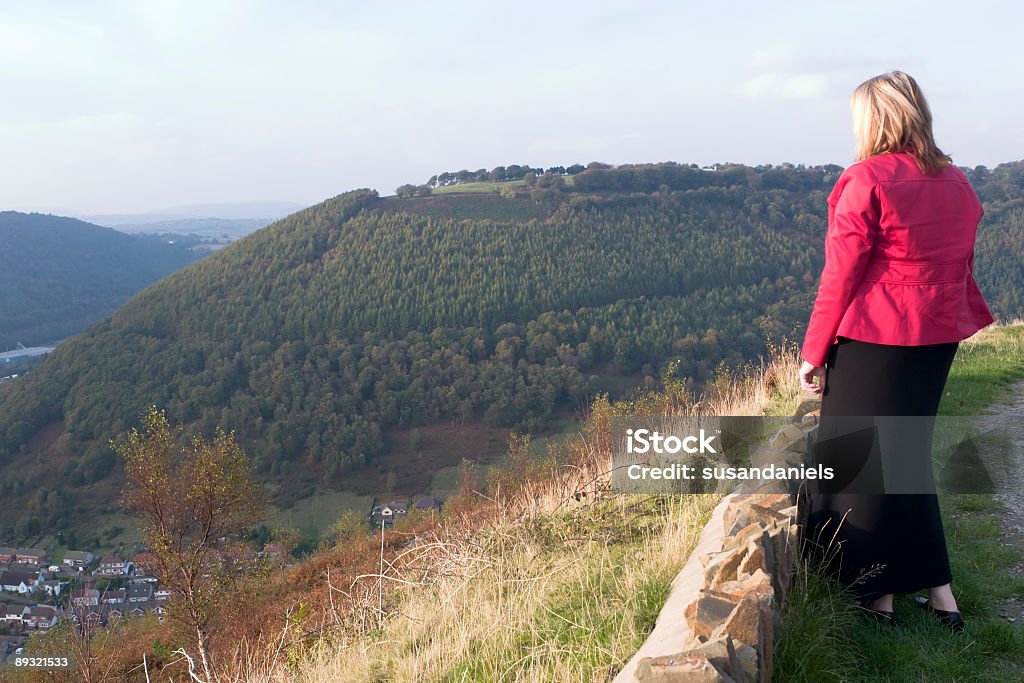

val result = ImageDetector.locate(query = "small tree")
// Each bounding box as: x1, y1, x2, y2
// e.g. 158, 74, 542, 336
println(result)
114, 407, 266, 683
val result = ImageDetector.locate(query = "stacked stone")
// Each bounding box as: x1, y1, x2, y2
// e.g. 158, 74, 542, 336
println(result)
635, 415, 817, 683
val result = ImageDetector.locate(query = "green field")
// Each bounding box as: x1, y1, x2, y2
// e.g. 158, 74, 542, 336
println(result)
431, 180, 523, 194
267, 487, 375, 540
429, 175, 575, 195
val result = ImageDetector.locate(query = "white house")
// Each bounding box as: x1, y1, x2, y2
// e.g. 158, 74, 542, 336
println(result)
71, 588, 100, 607
0, 569, 42, 594
98, 555, 128, 576
0, 603, 26, 623
62, 550, 94, 568
23, 605, 57, 630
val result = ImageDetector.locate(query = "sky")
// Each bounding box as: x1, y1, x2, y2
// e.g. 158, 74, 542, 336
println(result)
2, 0, 1021, 215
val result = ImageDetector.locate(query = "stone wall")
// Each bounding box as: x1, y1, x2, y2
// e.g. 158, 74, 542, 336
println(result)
618, 414, 818, 683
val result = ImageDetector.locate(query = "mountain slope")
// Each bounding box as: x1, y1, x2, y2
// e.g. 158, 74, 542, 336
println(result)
0, 211, 200, 347
1, 161, 1022, 541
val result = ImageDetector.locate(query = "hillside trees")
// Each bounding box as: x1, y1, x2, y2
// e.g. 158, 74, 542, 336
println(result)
0, 162, 1021, 539
0, 211, 199, 347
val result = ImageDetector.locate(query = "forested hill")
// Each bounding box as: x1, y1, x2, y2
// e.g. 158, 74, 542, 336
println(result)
0, 211, 200, 347
1, 161, 1022, 540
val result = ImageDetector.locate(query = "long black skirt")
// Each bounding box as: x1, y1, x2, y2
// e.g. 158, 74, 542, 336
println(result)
802, 336, 959, 600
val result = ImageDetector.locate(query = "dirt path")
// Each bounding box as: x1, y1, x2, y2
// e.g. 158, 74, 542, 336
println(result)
974, 380, 1024, 624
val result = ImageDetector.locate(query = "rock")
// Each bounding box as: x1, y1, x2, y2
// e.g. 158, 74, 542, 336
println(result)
702, 547, 747, 586
768, 424, 808, 451
711, 579, 774, 683
684, 596, 698, 626
723, 495, 789, 533
722, 523, 769, 552
647, 638, 745, 679
688, 589, 740, 639
738, 540, 767, 576
662, 635, 749, 683
722, 494, 761, 529
727, 504, 790, 536
766, 524, 795, 601
755, 494, 794, 513
729, 638, 759, 683
722, 584, 772, 648
721, 636, 747, 683
637, 654, 737, 682
711, 568, 773, 603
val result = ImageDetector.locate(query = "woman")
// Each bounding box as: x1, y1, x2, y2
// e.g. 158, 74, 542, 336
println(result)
798, 71, 994, 631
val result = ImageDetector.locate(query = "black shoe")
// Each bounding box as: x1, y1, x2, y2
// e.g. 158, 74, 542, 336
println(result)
913, 597, 967, 633
853, 600, 897, 626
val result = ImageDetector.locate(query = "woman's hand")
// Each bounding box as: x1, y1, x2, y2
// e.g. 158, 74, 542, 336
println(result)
799, 361, 826, 395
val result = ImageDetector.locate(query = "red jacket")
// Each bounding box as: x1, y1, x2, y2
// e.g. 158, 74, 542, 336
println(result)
801, 151, 994, 367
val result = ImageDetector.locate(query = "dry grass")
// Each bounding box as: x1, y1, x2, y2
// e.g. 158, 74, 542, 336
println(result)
19, 344, 804, 682
620, 342, 806, 419
281, 494, 719, 683
251, 344, 806, 682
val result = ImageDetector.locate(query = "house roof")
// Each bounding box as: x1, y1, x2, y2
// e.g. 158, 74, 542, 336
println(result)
128, 584, 153, 599
0, 604, 26, 617
0, 570, 40, 585
63, 550, 93, 562
99, 555, 124, 565
15, 548, 46, 558
26, 605, 56, 617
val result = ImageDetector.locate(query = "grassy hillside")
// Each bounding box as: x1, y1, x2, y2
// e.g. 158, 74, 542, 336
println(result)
20, 335, 807, 682
1, 162, 1022, 547
0, 211, 200, 347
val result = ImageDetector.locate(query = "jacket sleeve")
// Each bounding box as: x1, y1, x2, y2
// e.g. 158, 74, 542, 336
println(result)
800, 164, 880, 367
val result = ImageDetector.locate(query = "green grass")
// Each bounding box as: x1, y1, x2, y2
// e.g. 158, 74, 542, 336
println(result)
940, 324, 1024, 415
267, 487, 374, 539
776, 324, 1024, 681
436, 495, 718, 682
443, 544, 667, 682
430, 175, 575, 195
291, 492, 719, 682
431, 180, 524, 195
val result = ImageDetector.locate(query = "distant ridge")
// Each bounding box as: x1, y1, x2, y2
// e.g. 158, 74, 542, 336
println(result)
0, 211, 200, 347
82, 200, 305, 226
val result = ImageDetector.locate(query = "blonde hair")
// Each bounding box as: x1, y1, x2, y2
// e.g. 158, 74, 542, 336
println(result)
850, 70, 952, 174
